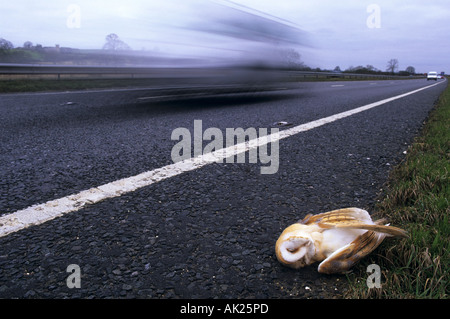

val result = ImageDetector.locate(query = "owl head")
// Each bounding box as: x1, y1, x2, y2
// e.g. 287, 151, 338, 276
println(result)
275, 224, 317, 269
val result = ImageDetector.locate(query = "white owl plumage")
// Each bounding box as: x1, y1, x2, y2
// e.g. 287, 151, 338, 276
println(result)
275, 207, 408, 274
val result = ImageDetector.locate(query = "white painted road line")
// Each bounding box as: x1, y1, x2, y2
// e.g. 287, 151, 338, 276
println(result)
137, 92, 208, 100
137, 95, 177, 100
331, 84, 344, 87
0, 81, 445, 238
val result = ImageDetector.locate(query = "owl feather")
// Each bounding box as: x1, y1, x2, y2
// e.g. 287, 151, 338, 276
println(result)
275, 207, 407, 274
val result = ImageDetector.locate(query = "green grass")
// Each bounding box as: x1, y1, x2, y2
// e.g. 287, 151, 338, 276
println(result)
345, 82, 449, 299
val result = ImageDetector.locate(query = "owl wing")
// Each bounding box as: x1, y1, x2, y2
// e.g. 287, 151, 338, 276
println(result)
300, 207, 375, 226
317, 229, 385, 274
300, 207, 408, 238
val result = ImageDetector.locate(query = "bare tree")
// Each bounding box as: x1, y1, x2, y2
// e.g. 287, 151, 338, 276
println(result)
366, 65, 378, 72
102, 33, 131, 51
386, 58, 399, 74
23, 41, 33, 49
282, 48, 305, 69
0, 38, 14, 50
406, 66, 416, 74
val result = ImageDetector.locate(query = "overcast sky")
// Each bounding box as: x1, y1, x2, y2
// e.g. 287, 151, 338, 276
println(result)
1, 0, 448, 73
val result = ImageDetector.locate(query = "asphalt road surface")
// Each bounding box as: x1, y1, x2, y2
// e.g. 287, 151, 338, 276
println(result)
0, 78, 446, 299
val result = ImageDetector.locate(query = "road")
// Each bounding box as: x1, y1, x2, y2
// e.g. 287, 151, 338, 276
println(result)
0, 78, 446, 299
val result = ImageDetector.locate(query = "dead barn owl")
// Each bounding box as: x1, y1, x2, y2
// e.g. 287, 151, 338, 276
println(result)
275, 207, 408, 274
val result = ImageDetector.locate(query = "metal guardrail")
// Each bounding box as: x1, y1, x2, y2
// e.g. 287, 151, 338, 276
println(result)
0, 64, 201, 80
286, 70, 424, 81
0, 64, 424, 81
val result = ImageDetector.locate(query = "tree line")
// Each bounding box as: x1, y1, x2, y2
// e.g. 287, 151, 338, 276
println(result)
330, 59, 416, 76
0, 34, 148, 65
0, 33, 130, 52
1, 35, 417, 75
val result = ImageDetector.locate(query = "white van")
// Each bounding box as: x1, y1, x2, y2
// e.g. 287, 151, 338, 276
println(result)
427, 71, 438, 81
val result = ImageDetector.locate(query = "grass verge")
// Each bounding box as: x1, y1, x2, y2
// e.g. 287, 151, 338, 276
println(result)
345, 82, 449, 298
0, 76, 425, 94
0, 78, 163, 93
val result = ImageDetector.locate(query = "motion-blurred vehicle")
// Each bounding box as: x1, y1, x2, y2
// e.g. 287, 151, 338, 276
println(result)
427, 71, 438, 81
